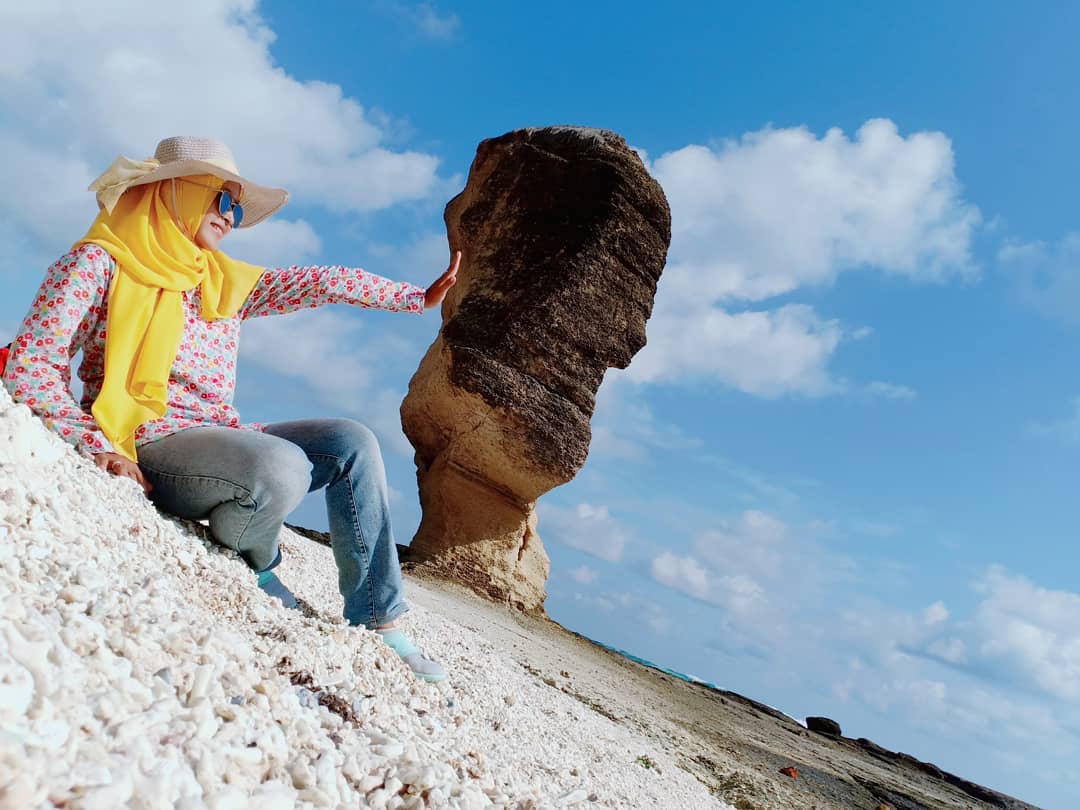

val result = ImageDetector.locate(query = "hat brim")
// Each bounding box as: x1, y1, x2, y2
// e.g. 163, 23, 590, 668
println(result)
110, 159, 288, 229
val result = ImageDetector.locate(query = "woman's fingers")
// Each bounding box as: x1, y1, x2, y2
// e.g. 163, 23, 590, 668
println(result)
93, 452, 152, 494
424, 251, 462, 309
134, 468, 152, 493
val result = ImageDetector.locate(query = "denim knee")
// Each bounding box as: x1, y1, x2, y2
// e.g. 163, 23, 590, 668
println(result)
246, 438, 313, 516
325, 418, 380, 457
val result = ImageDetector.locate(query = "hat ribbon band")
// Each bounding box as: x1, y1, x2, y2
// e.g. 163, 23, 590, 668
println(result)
88, 156, 162, 213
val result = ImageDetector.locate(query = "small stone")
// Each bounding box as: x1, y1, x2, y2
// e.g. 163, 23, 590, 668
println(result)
779, 766, 798, 779
555, 788, 589, 806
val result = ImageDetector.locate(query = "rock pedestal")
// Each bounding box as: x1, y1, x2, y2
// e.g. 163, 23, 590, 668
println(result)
400, 126, 671, 611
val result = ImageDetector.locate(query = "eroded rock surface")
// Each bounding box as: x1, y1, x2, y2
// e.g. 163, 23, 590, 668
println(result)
400, 126, 671, 611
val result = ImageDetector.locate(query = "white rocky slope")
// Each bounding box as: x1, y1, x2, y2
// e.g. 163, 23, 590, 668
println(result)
0, 388, 730, 810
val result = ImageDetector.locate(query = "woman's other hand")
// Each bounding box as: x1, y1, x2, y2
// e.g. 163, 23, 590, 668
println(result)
94, 452, 153, 494
424, 250, 461, 310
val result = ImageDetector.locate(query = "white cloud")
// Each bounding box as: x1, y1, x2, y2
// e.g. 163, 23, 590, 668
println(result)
588, 375, 703, 462
539, 503, 628, 562
923, 601, 949, 625
241, 308, 372, 399
227, 219, 322, 267
574, 591, 672, 634
646, 509, 858, 632
569, 565, 598, 585
239, 308, 416, 456
650, 551, 764, 613
927, 637, 967, 664
693, 510, 789, 579
1029, 396, 1080, 446
0, 134, 97, 258
629, 118, 979, 396
409, 3, 460, 39
841, 567, 1080, 705
865, 381, 917, 400
367, 230, 456, 285
630, 304, 844, 395
1000, 234, 1080, 326
0, 0, 444, 255
377, 1, 460, 40
651, 119, 980, 302
851, 520, 901, 539
969, 567, 1080, 701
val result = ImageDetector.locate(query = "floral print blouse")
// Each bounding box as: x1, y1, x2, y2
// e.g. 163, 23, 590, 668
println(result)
2, 244, 426, 457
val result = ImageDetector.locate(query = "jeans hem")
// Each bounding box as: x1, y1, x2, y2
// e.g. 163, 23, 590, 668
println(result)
351, 602, 410, 630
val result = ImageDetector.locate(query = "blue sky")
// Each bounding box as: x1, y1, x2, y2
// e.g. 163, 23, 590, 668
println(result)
2, 2, 1079, 806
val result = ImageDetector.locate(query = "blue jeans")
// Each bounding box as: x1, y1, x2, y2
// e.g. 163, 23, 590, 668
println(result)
136, 419, 408, 629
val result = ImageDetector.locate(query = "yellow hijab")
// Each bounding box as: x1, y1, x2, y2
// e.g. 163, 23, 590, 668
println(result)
76, 175, 264, 461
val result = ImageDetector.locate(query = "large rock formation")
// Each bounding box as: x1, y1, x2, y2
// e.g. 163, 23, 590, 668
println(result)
400, 126, 671, 611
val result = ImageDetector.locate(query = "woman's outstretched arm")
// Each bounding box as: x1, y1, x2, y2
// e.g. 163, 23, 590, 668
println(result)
238, 251, 460, 319
239, 264, 426, 320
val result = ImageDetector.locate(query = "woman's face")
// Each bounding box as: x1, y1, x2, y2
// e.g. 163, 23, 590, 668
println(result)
193, 181, 242, 251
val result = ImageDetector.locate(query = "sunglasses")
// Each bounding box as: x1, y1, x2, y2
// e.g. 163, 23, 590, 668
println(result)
176, 178, 244, 228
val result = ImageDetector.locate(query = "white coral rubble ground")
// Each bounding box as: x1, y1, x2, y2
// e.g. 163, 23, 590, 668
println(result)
0, 388, 730, 810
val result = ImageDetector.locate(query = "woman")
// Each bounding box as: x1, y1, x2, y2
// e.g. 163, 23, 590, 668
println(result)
1, 136, 458, 682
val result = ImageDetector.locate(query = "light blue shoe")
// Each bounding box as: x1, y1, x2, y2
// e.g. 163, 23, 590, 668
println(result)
377, 629, 447, 683
256, 569, 299, 609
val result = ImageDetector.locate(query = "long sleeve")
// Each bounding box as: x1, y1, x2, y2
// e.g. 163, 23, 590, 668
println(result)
238, 265, 426, 320
2, 246, 115, 456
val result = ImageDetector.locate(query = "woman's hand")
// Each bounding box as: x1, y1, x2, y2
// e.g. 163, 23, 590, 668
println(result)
94, 452, 153, 494
424, 250, 461, 309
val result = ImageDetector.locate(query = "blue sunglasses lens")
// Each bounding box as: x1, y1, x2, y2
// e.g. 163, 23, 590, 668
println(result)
217, 191, 244, 228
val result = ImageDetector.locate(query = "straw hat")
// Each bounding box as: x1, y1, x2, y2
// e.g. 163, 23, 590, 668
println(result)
88, 136, 288, 228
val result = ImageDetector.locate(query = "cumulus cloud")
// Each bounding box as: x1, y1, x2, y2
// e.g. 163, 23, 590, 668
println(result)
646, 509, 869, 658
366, 231, 457, 285
926, 637, 968, 665
227, 219, 322, 267
1000, 234, 1080, 326
539, 503, 628, 562
377, 1, 461, 40
851, 520, 902, 539
651, 119, 980, 301
237, 308, 415, 456
650, 551, 764, 613
629, 119, 979, 396
0, 0, 444, 257
629, 304, 844, 395
569, 566, 599, 585
588, 375, 703, 462
241, 309, 373, 400
865, 381, 918, 400
1028, 396, 1080, 446
843, 567, 1080, 706
923, 601, 949, 625
969, 567, 1080, 701
573, 591, 671, 634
